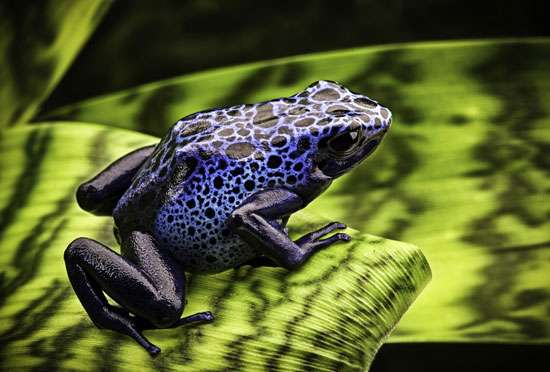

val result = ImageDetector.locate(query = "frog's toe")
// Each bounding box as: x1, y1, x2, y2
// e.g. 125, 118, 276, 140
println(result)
317, 231, 351, 247
148, 345, 161, 357
201, 311, 215, 322
87, 304, 159, 354
333, 222, 347, 230
295, 221, 349, 246
173, 311, 215, 328
330, 232, 352, 243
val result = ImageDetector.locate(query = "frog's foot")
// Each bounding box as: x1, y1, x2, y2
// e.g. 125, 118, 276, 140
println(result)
64, 233, 188, 357
93, 304, 161, 356
135, 311, 214, 330
295, 222, 351, 252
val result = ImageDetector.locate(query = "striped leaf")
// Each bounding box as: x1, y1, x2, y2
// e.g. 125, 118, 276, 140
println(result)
41, 38, 550, 343
0, 123, 430, 371
0, 0, 110, 127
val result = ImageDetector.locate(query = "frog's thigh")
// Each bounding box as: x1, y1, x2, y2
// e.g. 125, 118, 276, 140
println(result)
65, 231, 185, 328
76, 145, 156, 216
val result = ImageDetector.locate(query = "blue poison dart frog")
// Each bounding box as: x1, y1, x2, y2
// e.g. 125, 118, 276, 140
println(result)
65, 80, 392, 355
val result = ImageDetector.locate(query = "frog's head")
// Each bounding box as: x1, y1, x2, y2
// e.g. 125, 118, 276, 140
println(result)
295, 80, 392, 178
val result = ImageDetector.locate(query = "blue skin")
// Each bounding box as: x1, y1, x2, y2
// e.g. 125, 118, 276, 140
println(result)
65, 81, 391, 355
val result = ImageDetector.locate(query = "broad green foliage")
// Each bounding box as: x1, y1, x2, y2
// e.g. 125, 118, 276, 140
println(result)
43, 38, 550, 343
0, 124, 430, 371
0, 0, 110, 127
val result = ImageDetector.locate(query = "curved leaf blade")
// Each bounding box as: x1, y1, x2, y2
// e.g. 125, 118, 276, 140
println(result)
0, 0, 110, 127
0, 123, 430, 371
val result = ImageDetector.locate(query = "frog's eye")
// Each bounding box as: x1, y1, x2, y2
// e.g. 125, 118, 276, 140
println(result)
328, 128, 362, 154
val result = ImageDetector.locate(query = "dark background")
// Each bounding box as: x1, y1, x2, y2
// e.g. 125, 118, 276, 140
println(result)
371, 343, 547, 371
44, 0, 549, 111
42, 1, 549, 371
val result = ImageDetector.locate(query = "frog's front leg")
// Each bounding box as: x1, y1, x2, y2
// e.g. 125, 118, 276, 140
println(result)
64, 231, 213, 356
229, 189, 351, 270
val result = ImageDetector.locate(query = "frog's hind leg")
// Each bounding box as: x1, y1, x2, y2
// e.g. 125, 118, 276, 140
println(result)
64, 231, 213, 355
76, 145, 156, 216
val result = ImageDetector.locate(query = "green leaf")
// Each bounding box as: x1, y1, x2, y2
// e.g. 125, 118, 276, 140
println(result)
0, 0, 110, 127
0, 123, 430, 371
41, 38, 550, 343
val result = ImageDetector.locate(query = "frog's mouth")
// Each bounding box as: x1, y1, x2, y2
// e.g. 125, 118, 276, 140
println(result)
318, 133, 384, 178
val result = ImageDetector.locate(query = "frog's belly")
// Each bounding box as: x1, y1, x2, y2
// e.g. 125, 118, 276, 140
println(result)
153, 206, 259, 273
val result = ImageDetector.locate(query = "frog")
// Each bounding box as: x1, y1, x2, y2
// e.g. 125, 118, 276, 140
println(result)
64, 80, 392, 356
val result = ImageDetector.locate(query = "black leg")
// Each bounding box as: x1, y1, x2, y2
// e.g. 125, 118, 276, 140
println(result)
76, 145, 156, 216
64, 231, 213, 356
135, 311, 214, 330
229, 189, 350, 270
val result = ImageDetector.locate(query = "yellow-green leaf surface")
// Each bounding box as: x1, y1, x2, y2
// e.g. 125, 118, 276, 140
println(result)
0, 0, 110, 127
43, 38, 550, 343
0, 124, 430, 371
